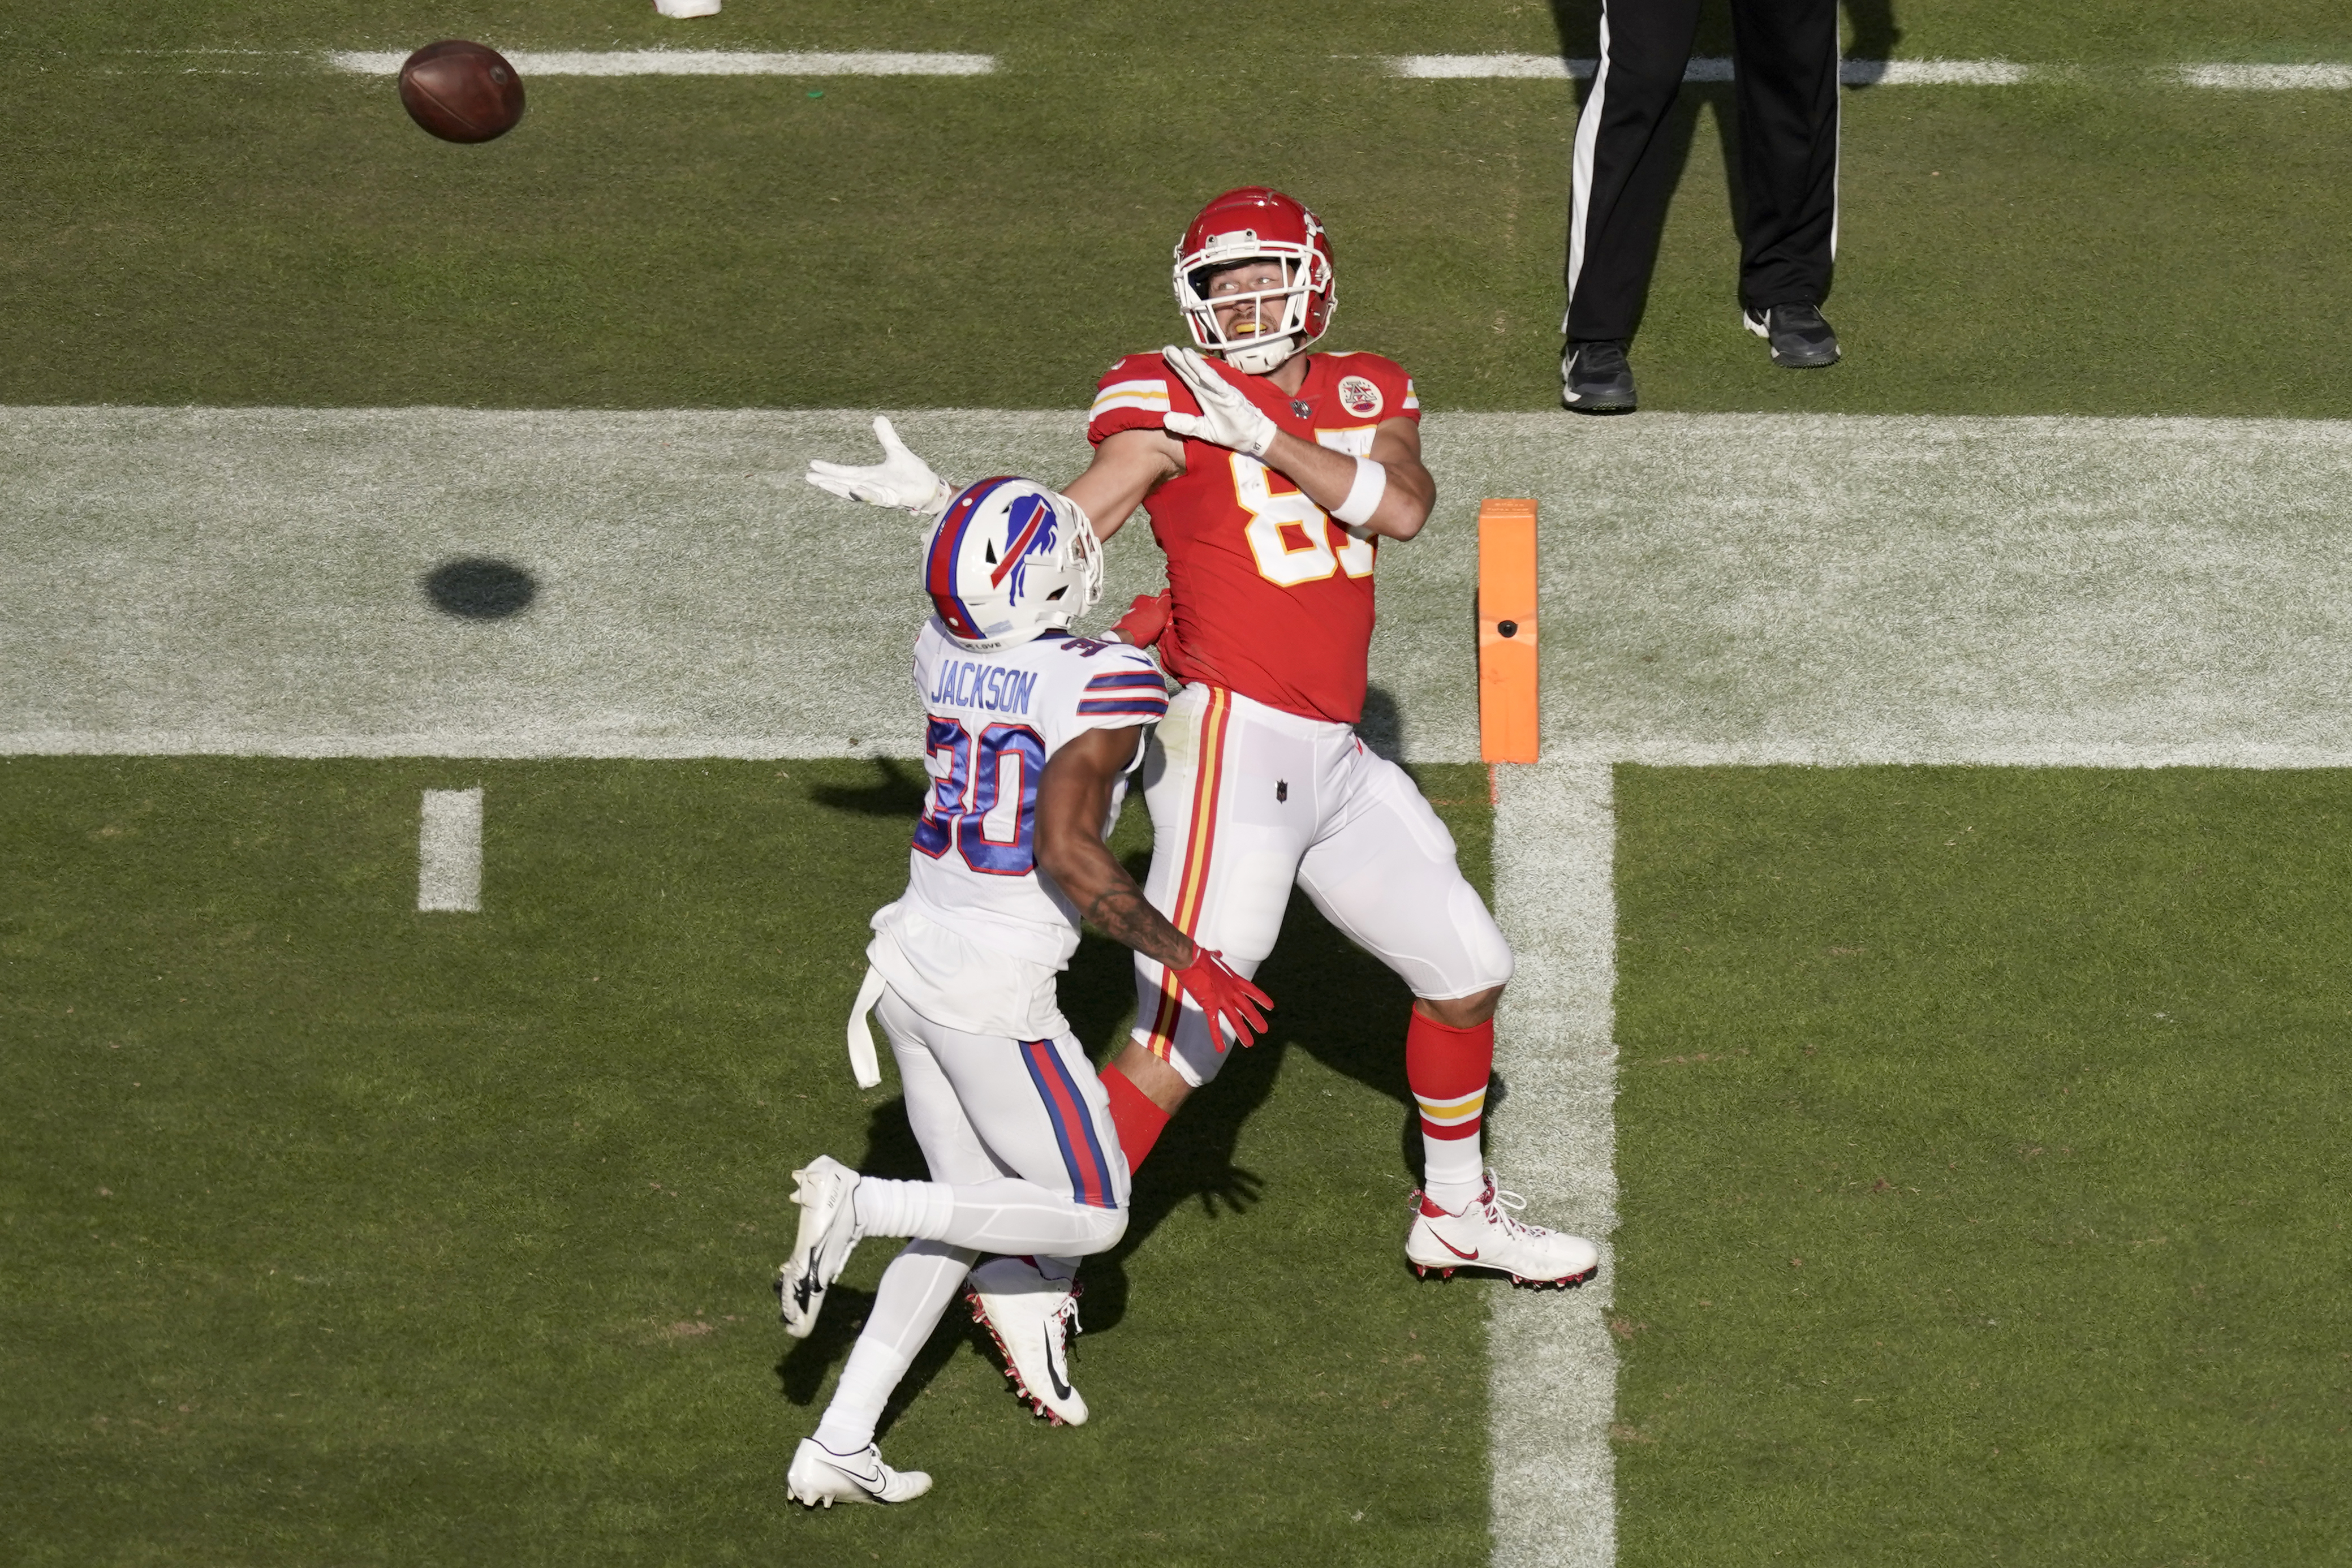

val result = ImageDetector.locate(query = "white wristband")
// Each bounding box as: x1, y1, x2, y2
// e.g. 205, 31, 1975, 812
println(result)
913, 475, 956, 520
1331, 456, 1388, 527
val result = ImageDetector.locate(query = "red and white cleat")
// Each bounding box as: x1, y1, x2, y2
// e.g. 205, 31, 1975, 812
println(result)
1405, 1171, 1600, 1288
967, 1255, 1088, 1426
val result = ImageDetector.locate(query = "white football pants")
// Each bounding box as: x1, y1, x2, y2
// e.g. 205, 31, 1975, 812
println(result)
1131, 683, 1515, 1088
812, 987, 1127, 1454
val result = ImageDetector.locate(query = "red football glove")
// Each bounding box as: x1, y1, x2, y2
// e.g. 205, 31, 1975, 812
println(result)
1170, 946, 1273, 1053
1110, 591, 1172, 649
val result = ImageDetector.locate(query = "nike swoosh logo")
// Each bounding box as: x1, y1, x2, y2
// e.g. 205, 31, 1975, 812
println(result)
1436, 1236, 1480, 1261
1044, 1324, 1074, 1402
792, 1246, 821, 1314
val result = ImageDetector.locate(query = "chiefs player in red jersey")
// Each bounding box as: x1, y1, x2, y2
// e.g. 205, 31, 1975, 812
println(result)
807, 188, 1596, 1424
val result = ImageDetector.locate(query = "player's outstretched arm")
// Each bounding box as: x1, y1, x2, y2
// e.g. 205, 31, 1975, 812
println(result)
1037, 726, 1270, 1049
1061, 427, 1181, 546
804, 416, 957, 518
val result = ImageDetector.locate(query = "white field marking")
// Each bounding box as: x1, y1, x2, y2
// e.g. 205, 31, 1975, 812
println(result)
326, 49, 994, 77
1489, 759, 1617, 1568
1389, 55, 2028, 85
1841, 58, 2031, 85
2177, 63, 2352, 91
11, 412, 2352, 766
417, 787, 483, 912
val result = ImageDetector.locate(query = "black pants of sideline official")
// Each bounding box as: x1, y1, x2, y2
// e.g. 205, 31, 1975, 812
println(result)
1563, 0, 1840, 343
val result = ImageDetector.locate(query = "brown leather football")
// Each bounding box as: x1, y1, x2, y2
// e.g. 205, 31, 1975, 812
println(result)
398, 41, 525, 144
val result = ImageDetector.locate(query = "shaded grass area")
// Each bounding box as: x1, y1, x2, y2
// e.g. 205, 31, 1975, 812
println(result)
0, 2, 2347, 413
1610, 766, 2352, 1566
0, 756, 1495, 1567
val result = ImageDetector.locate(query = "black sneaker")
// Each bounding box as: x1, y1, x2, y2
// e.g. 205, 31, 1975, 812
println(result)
1561, 340, 1637, 413
1742, 303, 1840, 368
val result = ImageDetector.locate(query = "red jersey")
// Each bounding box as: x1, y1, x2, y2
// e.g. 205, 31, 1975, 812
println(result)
1086, 350, 1421, 725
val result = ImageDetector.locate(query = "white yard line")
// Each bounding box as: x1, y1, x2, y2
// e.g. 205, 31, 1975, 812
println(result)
417, 787, 484, 911
2176, 62, 2352, 90
1389, 55, 2030, 84
325, 49, 994, 76
1489, 759, 1619, 1568
11, 411, 2352, 766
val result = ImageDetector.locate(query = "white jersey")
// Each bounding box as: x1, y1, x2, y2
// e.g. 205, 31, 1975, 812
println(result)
867, 618, 1169, 1039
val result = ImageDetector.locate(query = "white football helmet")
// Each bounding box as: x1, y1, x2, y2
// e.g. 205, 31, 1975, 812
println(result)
923, 478, 1103, 653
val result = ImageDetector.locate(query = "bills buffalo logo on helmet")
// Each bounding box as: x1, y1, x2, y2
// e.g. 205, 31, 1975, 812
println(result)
924, 477, 1104, 653
1337, 375, 1383, 419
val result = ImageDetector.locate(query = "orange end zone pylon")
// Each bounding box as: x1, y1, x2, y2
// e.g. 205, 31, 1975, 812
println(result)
1478, 498, 1539, 764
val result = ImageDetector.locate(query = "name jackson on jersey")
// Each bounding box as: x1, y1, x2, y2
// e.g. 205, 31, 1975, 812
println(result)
866, 618, 1169, 1042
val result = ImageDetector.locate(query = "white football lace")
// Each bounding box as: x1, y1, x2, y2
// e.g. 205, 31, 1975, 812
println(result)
1487, 1187, 1551, 1236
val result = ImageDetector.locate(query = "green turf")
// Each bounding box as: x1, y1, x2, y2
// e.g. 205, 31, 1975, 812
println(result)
0, 755, 1497, 1567
1610, 766, 2352, 1565
0, 2, 2349, 413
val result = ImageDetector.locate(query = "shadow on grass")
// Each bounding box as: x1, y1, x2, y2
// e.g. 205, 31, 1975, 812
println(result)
808, 757, 927, 817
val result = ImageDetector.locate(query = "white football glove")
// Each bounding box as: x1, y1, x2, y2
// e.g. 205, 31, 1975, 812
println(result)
1160, 346, 1278, 459
805, 416, 956, 519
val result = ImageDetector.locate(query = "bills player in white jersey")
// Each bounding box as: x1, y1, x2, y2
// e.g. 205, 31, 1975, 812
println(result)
780, 477, 1269, 1507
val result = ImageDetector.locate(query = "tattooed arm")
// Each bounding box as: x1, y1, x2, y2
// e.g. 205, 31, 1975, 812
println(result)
1035, 724, 1195, 969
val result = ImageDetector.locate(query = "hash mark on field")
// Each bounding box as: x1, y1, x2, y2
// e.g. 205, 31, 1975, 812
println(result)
1386, 55, 2030, 85
418, 788, 483, 913
326, 49, 995, 77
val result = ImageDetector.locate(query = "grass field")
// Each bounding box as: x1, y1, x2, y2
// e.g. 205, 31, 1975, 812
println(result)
1, 757, 1498, 1566
1613, 768, 2352, 1565
6, 0, 2352, 1562
2, 2, 2351, 413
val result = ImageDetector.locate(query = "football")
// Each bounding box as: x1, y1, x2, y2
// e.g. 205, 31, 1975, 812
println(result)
397, 40, 525, 144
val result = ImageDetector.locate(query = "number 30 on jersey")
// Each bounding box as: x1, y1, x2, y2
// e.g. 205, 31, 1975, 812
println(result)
1231, 451, 1376, 588
914, 717, 1045, 875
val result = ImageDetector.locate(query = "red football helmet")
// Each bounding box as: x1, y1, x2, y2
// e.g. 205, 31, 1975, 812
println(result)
1171, 187, 1337, 376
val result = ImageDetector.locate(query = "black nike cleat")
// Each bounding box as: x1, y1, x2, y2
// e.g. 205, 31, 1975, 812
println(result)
1743, 303, 1841, 368
1561, 339, 1638, 413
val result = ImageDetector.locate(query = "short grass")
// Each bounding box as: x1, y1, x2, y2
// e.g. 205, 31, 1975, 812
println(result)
1611, 766, 2352, 1566
0, 2, 2349, 413
0, 756, 1497, 1567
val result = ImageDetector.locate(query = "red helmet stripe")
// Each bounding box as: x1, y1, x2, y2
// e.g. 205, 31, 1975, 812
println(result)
989, 496, 1049, 588
926, 476, 1019, 639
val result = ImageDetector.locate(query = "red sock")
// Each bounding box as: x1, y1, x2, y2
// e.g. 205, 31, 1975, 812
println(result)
1406, 1011, 1493, 1208
1102, 1064, 1171, 1175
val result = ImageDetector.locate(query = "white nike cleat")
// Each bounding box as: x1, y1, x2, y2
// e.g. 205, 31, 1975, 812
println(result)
786, 1437, 932, 1507
966, 1255, 1088, 1426
1405, 1171, 1600, 1288
778, 1155, 863, 1339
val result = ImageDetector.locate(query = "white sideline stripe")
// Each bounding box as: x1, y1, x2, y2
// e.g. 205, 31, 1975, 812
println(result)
1389, 55, 2030, 85
2177, 62, 2352, 90
1491, 760, 1618, 1568
325, 49, 994, 77
417, 787, 483, 912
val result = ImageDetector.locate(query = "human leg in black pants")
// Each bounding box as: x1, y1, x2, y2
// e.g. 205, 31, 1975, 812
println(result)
1562, 0, 1705, 352
1730, 0, 1841, 364
1562, 0, 1842, 404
